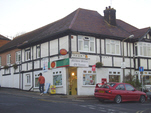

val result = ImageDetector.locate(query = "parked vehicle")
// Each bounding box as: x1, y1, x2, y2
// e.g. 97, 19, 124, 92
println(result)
94, 82, 147, 103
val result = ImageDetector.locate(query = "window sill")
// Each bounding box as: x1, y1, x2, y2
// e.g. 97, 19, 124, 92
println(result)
25, 84, 31, 86
82, 85, 95, 87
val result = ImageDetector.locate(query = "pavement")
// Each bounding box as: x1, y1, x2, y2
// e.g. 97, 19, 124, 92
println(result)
0, 87, 95, 100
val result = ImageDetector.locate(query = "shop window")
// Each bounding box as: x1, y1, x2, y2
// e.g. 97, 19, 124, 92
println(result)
143, 75, 151, 85
83, 70, 96, 85
53, 69, 62, 86
109, 75, 120, 82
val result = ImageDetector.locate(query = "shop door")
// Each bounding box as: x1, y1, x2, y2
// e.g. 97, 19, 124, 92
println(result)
68, 67, 77, 95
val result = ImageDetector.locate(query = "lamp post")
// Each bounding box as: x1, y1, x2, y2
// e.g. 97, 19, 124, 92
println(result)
122, 35, 134, 83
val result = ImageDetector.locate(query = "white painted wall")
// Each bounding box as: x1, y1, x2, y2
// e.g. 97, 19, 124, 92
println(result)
59, 36, 68, 51
41, 42, 48, 58
71, 35, 77, 52
50, 39, 58, 55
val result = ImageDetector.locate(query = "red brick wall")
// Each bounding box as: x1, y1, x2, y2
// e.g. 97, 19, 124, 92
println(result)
0, 48, 21, 66
0, 39, 10, 47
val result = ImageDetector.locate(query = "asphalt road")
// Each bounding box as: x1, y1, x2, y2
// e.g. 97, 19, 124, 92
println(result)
0, 88, 151, 113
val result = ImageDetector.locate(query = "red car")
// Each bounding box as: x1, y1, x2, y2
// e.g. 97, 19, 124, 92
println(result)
94, 82, 147, 103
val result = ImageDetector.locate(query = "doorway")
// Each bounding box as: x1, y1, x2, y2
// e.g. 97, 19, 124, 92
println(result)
68, 67, 77, 95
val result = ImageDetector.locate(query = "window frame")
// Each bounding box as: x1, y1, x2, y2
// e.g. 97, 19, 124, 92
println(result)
83, 69, 96, 86
106, 39, 120, 55
25, 49, 31, 61
26, 74, 31, 85
7, 54, 11, 65
16, 51, 21, 64
78, 35, 95, 53
0, 56, 1, 66
36, 45, 40, 58
53, 69, 62, 86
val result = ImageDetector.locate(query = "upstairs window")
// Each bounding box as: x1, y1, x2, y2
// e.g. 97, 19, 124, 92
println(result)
7, 54, 11, 65
136, 42, 151, 57
16, 51, 21, 64
37, 45, 40, 58
106, 39, 120, 55
0, 56, 1, 66
78, 35, 95, 53
25, 49, 31, 61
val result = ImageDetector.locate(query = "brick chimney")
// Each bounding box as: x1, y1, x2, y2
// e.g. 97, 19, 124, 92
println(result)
104, 6, 116, 26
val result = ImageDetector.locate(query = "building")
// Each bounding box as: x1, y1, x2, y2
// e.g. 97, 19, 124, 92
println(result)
0, 7, 151, 95
0, 34, 11, 47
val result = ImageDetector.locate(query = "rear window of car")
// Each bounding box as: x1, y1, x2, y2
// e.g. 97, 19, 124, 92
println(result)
101, 83, 116, 88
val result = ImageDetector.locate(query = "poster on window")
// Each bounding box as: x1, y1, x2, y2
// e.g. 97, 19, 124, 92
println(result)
42, 58, 48, 72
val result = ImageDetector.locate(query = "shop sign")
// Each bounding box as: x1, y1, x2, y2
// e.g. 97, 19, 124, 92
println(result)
92, 65, 96, 71
60, 49, 67, 55
48, 58, 69, 69
70, 58, 89, 67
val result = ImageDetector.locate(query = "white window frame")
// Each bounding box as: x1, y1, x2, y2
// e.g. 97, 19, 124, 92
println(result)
82, 69, 96, 86
16, 51, 21, 64
7, 54, 11, 65
106, 39, 120, 55
0, 56, 1, 66
137, 42, 151, 57
53, 68, 62, 86
78, 35, 95, 53
26, 74, 31, 85
37, 45, 40, 58
25, 49, 31, 61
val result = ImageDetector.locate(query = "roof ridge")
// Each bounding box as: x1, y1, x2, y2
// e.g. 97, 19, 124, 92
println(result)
69, 8, 81, 29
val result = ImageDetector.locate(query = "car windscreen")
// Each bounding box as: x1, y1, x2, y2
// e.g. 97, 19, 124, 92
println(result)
101, 83, 116, 88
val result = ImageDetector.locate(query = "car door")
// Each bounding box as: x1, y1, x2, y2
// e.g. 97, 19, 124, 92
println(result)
125, 84, 139, 101
115, 84, 127, 101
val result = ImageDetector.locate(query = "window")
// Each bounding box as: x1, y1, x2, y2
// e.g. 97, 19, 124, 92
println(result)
109, 75, 120, 82
0, 57, 1, 66
106, 39, 120, 55
143, 75, 151, 85
16, 51, 21, 64
25, 49, 31, 61
7, 54, 11, 65
34, 73, 40, 88
37, 45, 40, 58
136, 42, 151, 57
26, 74, 31, 84
116, 84, 125, 90
125, 84, 134, 91
78, 35, 95, 53
83, 70, 96, 85
53, 69, 62, 86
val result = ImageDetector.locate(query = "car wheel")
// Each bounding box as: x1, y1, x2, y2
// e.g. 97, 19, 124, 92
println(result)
98, 99, 104, 102
115, 95, 121, 104
139, 95, 145, 103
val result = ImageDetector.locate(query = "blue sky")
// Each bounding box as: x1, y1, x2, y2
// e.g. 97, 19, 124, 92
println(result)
0, 0, 150, 39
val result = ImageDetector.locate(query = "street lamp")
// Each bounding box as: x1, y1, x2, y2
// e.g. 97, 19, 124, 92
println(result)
122, 34, 134, 83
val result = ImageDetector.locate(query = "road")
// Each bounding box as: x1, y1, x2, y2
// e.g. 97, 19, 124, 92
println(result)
0, 88, 151, 113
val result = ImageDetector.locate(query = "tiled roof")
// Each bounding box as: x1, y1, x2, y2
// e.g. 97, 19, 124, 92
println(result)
0, 8, 150, 53
0, 34, 10, 40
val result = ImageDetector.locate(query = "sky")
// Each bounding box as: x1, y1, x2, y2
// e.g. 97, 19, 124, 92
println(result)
0, 0, 151, 39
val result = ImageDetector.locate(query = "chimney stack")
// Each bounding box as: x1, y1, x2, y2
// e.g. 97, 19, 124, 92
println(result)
104, 6, 116, 26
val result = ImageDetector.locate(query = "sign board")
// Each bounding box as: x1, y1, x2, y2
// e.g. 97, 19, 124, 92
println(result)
70, 58, 89, 67
139, 66, 144, 72
43, 83, 50, 94
121, 62, 126, 69
92, 65, 96, 71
